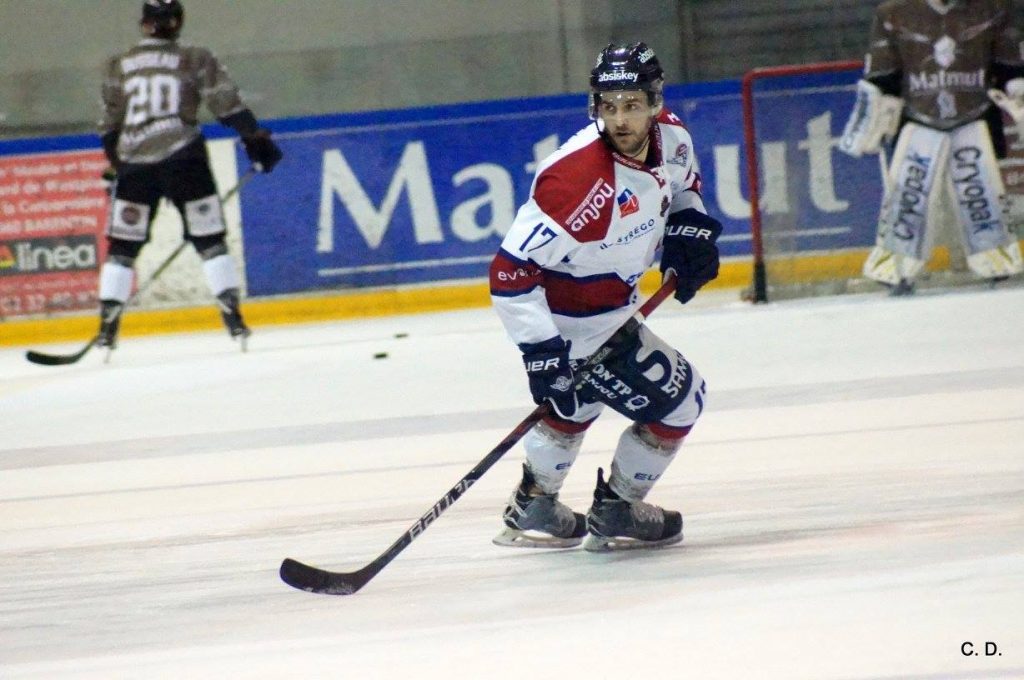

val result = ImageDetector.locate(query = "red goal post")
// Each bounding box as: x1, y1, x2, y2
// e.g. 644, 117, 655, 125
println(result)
742, 60, 863, 303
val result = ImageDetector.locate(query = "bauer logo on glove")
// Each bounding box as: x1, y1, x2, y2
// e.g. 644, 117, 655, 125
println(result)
660, 208, 723, 304
665, 222, 716, 241
519, 337, 581, 418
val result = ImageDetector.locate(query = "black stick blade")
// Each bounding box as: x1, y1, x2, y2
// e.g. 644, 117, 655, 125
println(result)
279, 558, 366, 596
25, 336, 98, 366
25, 347, 89, 366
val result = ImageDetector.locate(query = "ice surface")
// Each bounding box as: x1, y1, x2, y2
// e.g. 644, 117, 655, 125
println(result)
2, 286, 1022, 679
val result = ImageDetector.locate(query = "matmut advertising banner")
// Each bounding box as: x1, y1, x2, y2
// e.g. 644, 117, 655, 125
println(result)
239, 74, 880, 297
240, 101, 585, 295
0, 151, 110, 317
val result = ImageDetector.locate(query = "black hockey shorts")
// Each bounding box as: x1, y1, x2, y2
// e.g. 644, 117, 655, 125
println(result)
107, 154, 225, 248
573, 325, 703, 426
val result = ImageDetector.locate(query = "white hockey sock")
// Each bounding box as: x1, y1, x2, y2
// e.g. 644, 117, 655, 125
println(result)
98, 261, 134, 303
202, 254, 241, 298
523, 422, 585, 495
608, 425, 682, 502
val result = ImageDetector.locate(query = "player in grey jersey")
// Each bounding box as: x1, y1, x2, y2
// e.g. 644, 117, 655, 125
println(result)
96, 0, 282, 350
840, 0, 1024, 294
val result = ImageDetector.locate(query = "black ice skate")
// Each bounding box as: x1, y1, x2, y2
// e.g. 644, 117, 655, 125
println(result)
988, 275, 1010, 289
583, 468, 682, 552
493, 464, 587, 549
97, 300, 123, 355
216, 288, 251, 350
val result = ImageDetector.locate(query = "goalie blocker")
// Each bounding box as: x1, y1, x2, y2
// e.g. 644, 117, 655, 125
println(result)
839, 79, 902, 157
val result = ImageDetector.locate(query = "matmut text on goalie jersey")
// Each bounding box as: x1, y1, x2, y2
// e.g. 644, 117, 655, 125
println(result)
490, 109, 706, 358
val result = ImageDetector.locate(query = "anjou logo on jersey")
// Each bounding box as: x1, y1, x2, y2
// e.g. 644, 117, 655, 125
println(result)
617, 188, 640, 217
566, 179, 615, 232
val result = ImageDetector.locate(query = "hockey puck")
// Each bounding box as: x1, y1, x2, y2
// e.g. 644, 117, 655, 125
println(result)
394, 332, 408, 339
373, 352, 389, 359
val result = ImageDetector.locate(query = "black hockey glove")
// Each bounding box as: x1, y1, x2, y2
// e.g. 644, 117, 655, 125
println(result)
100, 166, 118, 196
660, 208, 723, 304
519, 336, 580, 419
242, 130, 283, 173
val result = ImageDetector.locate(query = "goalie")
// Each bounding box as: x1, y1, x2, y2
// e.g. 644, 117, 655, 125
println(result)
839, 0, 1024, 294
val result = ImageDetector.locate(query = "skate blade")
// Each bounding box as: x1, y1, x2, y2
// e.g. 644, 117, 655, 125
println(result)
492, 526, 582, 549
582, 532, 683, 553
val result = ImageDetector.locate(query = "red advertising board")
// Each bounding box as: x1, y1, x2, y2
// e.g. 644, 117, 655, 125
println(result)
0, 151, 110, 318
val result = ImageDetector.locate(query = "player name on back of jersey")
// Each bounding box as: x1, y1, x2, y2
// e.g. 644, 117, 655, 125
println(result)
121, 51, 181, 73
120, 118, 185, 149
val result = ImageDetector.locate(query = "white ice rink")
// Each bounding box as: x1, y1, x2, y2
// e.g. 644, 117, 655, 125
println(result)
1, 285, 1022, 680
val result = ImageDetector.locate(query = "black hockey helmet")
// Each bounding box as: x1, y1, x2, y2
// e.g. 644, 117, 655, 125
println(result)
589, 42, 665, 119
141, 0, 184, 39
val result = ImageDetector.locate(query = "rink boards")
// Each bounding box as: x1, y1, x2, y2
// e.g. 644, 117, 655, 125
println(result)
0, 70, 963, 344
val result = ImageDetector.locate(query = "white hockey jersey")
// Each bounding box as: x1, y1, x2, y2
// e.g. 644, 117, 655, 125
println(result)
489, 108, 706, 358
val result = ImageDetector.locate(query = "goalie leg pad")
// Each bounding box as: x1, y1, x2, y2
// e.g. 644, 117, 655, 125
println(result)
866, 123, 949, 283
949, 120, 1023, 278
966, 243, 1024, 278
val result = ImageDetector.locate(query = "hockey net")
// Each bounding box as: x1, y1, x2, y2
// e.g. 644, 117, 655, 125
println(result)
742, 60, 1024, 302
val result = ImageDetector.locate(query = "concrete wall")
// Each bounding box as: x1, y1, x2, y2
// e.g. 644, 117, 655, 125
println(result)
0, 0, 683, 134
3, 1, 1023, 138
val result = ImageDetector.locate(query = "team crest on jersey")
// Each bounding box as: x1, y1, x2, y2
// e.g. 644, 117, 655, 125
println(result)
617, 188, 640, 217
934, 35, 956, 69
669, 143, 689, 167
121, 206, 142, 225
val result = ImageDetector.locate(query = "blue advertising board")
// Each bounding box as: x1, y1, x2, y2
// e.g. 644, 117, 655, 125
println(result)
0, 69, 883, 300
239, 70, 881, 296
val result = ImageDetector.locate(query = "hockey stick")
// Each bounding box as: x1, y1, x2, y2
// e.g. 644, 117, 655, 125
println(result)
25, 168, 258, 366
279, 275, 679, 595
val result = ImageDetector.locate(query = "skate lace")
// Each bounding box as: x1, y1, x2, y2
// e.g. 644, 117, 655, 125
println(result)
508, 492, 574, 533
630, 500, 661, 525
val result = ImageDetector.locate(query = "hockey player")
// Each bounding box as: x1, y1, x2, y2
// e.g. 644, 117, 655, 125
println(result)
489, 43, 721, 551
840, 0, 1024, 294
96, 0, 282, 349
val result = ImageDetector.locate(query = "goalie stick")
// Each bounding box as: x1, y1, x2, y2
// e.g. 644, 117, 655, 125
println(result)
279, 275, 678, 596
25, 167, 258, 366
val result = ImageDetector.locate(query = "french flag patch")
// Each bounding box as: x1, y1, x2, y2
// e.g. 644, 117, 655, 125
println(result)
617, 188, 640, 217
